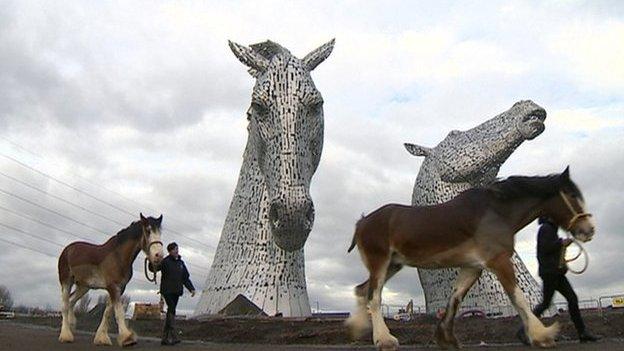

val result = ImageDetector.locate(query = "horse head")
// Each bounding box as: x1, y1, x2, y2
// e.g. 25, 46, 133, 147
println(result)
544, 167, 595, 242
229, 39, 334, 252
405, 100, 546, 186
139, 213, 164, 266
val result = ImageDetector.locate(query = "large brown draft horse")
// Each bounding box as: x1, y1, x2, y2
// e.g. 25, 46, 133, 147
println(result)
346, 167, 594, 350
57, 214, 164, 346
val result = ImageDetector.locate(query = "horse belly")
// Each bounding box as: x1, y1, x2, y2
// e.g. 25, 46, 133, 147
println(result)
72, 265, 107, 289
398, 243, 486, 269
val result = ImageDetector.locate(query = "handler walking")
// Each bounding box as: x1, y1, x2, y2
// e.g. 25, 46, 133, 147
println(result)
158, 242, 196, 346
517, 217, 598, 345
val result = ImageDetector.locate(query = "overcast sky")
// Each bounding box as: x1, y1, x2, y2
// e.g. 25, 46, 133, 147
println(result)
1, 0, 623, 316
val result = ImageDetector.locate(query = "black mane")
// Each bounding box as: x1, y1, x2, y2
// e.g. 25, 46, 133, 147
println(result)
114, 221, 143, 245
483, 173, 579, 200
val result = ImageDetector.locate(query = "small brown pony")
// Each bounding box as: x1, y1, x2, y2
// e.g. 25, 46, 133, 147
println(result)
346, 167, 594, 350
57, 213, 164, 346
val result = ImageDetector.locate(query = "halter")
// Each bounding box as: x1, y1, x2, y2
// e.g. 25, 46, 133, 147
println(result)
558, 191, 592, 231
557, 191, 591, 274
142, 228, 163, 284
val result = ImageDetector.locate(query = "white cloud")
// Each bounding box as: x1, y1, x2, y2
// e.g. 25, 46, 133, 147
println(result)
0, 0, 623, 315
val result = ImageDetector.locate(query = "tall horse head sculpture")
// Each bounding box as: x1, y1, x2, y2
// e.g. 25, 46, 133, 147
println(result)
229, 39, 332, 251
196, 39, 334, 317
403, 100, 548, 317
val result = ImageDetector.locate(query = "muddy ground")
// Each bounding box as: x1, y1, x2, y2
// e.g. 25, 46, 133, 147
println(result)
12, 309, 624, 347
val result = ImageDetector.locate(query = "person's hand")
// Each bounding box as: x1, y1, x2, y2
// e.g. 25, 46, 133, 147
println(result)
562, 238, 574, 246
191, 290, 196, 297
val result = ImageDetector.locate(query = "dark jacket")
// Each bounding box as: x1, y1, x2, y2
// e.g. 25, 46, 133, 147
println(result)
158, 255, 195, 296
536, 220, 567, 276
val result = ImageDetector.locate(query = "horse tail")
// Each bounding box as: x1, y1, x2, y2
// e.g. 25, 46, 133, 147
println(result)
347, 214, 366, 253
57, 245, 72, 285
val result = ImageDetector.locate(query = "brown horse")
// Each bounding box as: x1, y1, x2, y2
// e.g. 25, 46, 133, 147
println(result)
346, 167, 594, 350
57, 213, 164, 346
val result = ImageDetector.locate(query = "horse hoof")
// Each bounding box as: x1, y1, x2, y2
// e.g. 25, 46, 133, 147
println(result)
93, 333, 112, 346
59, 331, 74, 343
533, 339, 556, 349
117, 332, 137, 347
375, 335, 399, 351
58, 336, 74, 343
345, 314, 371, 340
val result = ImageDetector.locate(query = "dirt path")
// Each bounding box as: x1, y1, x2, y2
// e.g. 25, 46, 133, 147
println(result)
2, 320, 624, 351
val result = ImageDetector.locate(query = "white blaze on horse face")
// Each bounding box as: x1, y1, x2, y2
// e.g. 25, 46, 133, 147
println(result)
145, 225, 163, 264
571, 198, 596, 242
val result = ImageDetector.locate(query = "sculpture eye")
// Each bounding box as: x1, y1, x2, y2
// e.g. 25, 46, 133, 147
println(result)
252, 102, 269, 121
309, 100, 323, 115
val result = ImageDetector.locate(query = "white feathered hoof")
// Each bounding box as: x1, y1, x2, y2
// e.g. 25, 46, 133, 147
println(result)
374, 334, 399, 351
345, 313, 371, 340
529, 321, 559, 349
93, 331, 112, 346
117, 331, 137, 347
58, 329, 74, 343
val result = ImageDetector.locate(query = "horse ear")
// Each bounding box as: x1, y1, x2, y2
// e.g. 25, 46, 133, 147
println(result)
561, 165, 570, 180
404, 143, 431, 157
228, 40, 269, 75
157, 214, 163, 224
303, 38, 335, 71
140, 213, 147, 225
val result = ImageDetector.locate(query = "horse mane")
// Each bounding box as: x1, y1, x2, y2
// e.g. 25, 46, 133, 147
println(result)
113, 221, 143, 245
483, 174, 565, 201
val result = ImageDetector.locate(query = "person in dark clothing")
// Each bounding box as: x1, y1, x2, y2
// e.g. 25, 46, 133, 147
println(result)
157, 242, 195, 346
517, 217, 598, 345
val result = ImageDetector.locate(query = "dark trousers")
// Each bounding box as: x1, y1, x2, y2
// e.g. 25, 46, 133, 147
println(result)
533, 273, 585, 334
162, 293, 180, 341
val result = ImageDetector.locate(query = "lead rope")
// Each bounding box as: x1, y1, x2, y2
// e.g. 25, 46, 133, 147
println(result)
558, 191, 590, 274
145, 257, 158, 284
143, 240, 163, 284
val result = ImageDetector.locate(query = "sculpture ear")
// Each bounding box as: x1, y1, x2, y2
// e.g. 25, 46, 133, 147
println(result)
303, 38, 335, 71
404, 143, 431, 157
228, 40, 269, 75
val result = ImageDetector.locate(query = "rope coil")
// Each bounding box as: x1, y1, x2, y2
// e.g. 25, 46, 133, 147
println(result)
144, 257, 158, 284
559, 235, 589, 274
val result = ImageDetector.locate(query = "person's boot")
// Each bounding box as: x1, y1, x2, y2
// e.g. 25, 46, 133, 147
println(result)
161, 328, 173, 346
516, 327, 530, 346
579, 330, 600, 343
170, 317, 181, 344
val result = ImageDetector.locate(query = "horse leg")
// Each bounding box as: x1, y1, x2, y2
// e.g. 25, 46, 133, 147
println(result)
68, 285, 89, 333
368, 259, 399, 350
58, 282, 74, 343
93, 297, 113, 345
434, 267, 482, 349
488, 253, 559, 348
346, 262, 403, 340
108, 286, 137, 347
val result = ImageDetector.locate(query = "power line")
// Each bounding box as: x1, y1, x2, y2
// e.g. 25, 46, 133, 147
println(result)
0, 204, 210, 274
0, 169, 128, 226
0, 236, 58, 258
0, 143, 214, 237
0, 186, 111, 236
0, 152, 217, 252
0, 224, 205, 286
